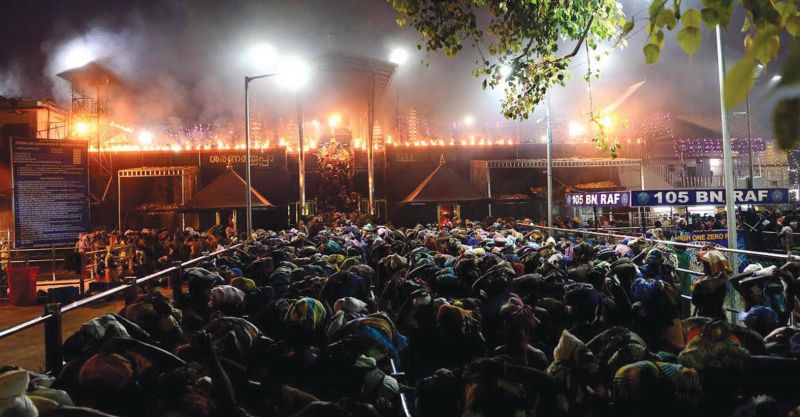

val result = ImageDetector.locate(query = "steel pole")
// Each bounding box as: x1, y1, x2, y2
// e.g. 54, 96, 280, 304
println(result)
244, 77, 253, 236
367, 71, 376, 216
746, 92, 754, 189
716, 26, 739, 272
545, 91, 554, 229
297, 96, 306, 215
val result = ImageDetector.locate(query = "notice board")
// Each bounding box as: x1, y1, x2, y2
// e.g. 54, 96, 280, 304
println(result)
11, 137, 90, 248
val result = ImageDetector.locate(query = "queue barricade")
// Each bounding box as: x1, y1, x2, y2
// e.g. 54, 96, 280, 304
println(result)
531, 224, 789, 324
0, 245, 414, 417
0, 244, 241, 374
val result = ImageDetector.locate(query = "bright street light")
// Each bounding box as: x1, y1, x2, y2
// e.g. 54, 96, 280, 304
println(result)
389, 48, 409, 65
62, 43, 93, 70
248, 43, 280, 73
277, 56, 312, 90
463, 115, 475, 127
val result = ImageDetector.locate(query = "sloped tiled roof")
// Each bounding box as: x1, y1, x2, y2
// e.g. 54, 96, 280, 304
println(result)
401, 161, 486, 204
182, 170, 272, 211
672, 113, 771, 139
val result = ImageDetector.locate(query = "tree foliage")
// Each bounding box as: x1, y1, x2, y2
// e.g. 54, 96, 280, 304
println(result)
389, 0, 626, 155
644, 0, 800, 150
390, 0, 800, 154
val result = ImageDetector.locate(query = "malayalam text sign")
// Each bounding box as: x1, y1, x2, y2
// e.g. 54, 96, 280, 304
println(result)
11, 138, 90, 248
630, 188, 789, 207
566, 191, 630, 207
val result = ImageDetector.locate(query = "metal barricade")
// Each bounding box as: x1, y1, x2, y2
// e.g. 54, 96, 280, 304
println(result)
0, 244, 242, 373
535, 224, 788, 323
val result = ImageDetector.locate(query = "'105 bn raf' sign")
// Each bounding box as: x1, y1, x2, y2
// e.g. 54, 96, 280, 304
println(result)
630, 189, 789, 207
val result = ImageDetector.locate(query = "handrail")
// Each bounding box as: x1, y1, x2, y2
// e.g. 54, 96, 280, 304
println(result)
0, 244, 242, 340
538, 225, 800, 261
0, 242, 411, 415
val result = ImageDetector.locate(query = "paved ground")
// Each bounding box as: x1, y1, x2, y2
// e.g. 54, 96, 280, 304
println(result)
0, 298, 126, 372
0, 286, 173, 372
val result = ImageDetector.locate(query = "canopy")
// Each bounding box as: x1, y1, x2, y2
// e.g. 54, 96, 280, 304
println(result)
401, 159, 487, 204
181, 169, 273, 211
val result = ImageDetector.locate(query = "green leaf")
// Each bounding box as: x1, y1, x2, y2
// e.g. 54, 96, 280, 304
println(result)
754, 34, 781, 64
773, 98, 800, 150
701, 8, 720, 25
656, 9, 677, 29
622, 18, 635, 36
651, 29, 665, 47
724, 55, 758, 108
644, 43, 661, 64
774, 1, 793, 22
681, 9, 702, 28
649, 0, 667, 21
787, 15, 800, 36
677, 26, 702, 56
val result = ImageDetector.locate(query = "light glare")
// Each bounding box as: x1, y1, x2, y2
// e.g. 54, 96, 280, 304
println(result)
137, 130, 154, 145
389, 48, 409, 65
63, 44, 93, 70
249, 43, 279, 72
278, 56, 311, 90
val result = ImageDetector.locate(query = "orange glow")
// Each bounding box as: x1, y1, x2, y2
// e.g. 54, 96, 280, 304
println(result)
598, 114, 614, 131
328, 113, 342, 128
74, 122, 90, 136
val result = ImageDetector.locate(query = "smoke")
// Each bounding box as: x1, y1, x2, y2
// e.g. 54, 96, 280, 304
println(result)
2, 0, 769, 138
0, 63, 25, 97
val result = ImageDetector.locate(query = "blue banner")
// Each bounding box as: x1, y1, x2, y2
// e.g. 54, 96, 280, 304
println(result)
673, 229, 748, 273
565, 191, 630, 207
630, 188, 789, 207
12, 138, 90, 248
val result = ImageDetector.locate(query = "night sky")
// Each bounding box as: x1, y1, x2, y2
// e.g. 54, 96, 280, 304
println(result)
0, 0, 784, 130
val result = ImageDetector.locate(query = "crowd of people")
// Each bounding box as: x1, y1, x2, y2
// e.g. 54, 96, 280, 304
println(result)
3, 217, 800, 417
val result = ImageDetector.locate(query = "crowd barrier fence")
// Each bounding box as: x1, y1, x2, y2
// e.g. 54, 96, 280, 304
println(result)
0, 244, 242, 373
533, 225, 800, 323
0, 243, 413, 417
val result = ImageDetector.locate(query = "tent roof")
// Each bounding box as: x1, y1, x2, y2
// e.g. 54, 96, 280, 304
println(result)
181, 169, 273, 211
402, 161, 487, 204
317, 51, 397, 94
56, 62, 123, 87
669, 113, 771, 139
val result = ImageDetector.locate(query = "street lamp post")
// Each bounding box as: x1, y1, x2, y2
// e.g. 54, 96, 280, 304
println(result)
715, 25, 739, 272
545, 92, 553, 229
297, 96, 306, 215
244, 73, 276, 237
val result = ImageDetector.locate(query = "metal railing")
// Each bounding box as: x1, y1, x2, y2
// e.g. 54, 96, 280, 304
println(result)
0, 244, 242, 373
0, 244, 413, 417
533, 225, 800, 323
1, 244, 132, 277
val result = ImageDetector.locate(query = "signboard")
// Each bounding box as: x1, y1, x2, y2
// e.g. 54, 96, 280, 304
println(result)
566, 191, 630, 207
204, 149, 285, 169
11, 138, 90, 248
630, 188, 789, 207
673, 229, 748, 273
